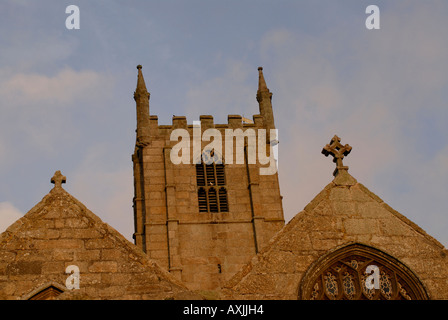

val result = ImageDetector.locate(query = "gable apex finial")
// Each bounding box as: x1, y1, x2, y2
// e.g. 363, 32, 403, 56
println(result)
51, 170, 66, 189
322, 135, 352, 176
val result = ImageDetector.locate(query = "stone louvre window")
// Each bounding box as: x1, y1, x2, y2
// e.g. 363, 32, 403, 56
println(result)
196, 150, 228, 213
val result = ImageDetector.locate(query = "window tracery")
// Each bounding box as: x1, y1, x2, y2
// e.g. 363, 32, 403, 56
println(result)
300, 243, 429, 300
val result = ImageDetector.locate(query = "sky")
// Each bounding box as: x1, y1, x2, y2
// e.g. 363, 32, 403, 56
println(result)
0, 1, 447, 248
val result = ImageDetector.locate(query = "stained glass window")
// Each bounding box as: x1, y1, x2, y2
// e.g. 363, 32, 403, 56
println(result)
299, 244, 429, 300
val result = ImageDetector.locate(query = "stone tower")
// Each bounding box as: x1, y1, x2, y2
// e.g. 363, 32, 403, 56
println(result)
131, 65, 285, 292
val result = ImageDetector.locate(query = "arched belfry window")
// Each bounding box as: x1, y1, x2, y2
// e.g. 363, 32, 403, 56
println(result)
299, 243, 429, 300
196, 149, 228, 213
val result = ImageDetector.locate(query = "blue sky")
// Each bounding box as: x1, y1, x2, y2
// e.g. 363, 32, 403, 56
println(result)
0, 1, 447, 247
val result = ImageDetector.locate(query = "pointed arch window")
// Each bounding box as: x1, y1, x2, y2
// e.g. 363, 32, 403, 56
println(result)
196, 150, 228, 213
299, 243, 429, 300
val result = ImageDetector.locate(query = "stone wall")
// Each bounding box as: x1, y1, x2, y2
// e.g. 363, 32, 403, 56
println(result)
0, 186, 197, 300
222, 170, 448, 300
133, 114, 285, 292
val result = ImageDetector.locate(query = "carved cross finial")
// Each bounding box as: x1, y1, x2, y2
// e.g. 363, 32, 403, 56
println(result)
322, 135, 352, 176
51, 170, 66, 189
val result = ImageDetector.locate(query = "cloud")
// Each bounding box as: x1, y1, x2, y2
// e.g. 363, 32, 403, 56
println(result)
0, 202, 23, 233
394, 144, 448, 246
0, 67, 116, 159
68, 144, 134, 241
0, 68, 108, 105
257, 6, 448, 247
184, 60, 257, 124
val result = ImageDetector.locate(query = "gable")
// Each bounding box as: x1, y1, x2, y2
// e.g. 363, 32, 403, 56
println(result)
299, 242, 429, 300
222, 170, 448, 299
0, 177, 197, 300
25, 282, 65, 300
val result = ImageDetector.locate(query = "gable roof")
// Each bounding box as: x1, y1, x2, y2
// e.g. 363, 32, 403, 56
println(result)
222, 170, 448, 299
0, 173, 198, 300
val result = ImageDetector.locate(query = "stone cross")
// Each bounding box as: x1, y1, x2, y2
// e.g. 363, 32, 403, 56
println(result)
322, 135, 352, 176
51, 170, 66, 189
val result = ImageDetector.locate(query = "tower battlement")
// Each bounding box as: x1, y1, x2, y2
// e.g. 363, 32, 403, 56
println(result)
145, 114, 264, 136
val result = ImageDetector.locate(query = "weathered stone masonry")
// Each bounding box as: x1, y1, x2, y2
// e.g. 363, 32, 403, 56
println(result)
131, 66, 285, 291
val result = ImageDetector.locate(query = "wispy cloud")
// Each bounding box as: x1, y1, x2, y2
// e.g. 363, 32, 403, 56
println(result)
68, 144, 134, 241
258, 5, 448, 247
0, 68, 107, 105
0, 202, 23, 233
0, 1, 446, 250
184, 60, 257, 124
0, 67, 115, 158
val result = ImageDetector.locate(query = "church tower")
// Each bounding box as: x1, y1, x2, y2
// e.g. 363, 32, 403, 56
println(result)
131, 65, 285, 292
